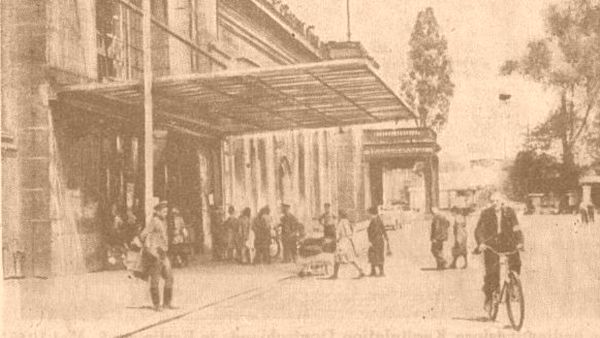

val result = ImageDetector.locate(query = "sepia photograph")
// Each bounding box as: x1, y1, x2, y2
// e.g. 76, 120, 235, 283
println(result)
1, 0, 600, 337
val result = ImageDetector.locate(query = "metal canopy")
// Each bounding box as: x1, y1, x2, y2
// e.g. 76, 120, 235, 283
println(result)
58, 59, 415, 137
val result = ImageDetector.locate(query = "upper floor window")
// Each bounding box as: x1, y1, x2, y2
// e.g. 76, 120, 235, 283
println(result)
96, 0, 169, 81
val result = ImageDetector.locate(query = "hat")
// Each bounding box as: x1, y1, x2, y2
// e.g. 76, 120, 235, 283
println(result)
367, 206, 379, 215
154, 201, 168, 211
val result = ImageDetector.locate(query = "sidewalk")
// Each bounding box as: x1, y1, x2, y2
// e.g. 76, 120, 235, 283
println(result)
3, 255, 297, 337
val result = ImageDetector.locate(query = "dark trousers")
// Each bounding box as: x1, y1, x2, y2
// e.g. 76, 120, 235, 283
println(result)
255, 244, 270, 264
148, 256, 174, 289
431, 241, 446, 268
282, 237, 297, 262
483, 250, 521, 299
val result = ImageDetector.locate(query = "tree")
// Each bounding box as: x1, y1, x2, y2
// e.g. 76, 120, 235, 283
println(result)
400, 7, 455, 130
505, 150, 563, 202
500, 0, 600, 190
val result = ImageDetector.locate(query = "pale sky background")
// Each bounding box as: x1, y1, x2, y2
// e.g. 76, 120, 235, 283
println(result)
285, 0, 559, 162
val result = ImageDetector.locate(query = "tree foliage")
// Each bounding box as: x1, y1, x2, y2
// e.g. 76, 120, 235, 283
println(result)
401, 7, 454, 130
505, 150, 564, 201
501, 0, 600, 171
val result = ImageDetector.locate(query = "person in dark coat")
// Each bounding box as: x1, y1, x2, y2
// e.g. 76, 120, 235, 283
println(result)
280, 203, 303, 263
222, 206, 241, 261
430, 207, 450, 270
253, 206, 272, 264
318, 203, 336, 240
474, 192, 524, 314
367, 206, 389, 277
587, 204, 595, 222
209, 206, 225, 261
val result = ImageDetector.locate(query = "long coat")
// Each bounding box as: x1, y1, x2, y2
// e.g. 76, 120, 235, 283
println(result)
430, 214, 450, 242
367, 215, 388, 265
475, 206, 523, 251
334, 218, 357, 264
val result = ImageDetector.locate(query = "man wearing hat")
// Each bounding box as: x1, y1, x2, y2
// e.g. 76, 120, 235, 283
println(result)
280, 203, 303, 263
140, 201, 174, 311
367, 206, 389, 277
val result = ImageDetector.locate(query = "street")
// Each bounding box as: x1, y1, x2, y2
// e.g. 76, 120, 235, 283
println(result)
135, 214, 600, 337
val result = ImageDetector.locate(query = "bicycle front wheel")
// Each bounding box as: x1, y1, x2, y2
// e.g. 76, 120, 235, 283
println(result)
506, 272, 525, 331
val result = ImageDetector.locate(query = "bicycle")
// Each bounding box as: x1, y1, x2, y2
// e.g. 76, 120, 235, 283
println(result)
476, 246, 525, 331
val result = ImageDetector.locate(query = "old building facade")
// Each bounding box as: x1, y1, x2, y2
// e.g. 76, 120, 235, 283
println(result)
1, 0, 438, 277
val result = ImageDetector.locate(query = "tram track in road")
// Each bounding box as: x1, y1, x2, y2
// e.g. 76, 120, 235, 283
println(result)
117, 274, 295, 338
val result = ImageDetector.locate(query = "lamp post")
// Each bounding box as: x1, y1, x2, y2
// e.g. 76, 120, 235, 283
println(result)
499, 93, 511, 160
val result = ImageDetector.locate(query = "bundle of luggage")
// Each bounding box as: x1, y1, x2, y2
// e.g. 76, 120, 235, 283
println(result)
297, 236, 336, 277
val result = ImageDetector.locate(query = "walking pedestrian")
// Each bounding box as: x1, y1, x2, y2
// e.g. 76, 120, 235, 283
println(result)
430, 207, 450, 270
579, 204, 589, 225
253, 206, 272, 264
223, 206, 240, 261
280, 203, 303, 263
449, 207, 468, 269
140, 201, 174, 311
238, 207, 254, 264
328, 210, 365, 279
367, 206, 389, 277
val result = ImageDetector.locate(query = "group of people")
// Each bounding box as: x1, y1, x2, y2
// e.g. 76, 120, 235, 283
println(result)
429, 192, 525, 314
210, 203, 304, 265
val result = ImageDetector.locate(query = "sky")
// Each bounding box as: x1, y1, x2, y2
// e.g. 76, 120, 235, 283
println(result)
285, 0, 559, 161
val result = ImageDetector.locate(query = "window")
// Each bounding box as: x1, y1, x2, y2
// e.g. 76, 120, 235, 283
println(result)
96, 0, 168, 81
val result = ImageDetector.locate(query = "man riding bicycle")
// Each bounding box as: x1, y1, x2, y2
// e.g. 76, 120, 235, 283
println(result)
474, 192, 524, 314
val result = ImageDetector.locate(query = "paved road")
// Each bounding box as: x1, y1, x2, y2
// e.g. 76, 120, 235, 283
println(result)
136, 214, 600, 337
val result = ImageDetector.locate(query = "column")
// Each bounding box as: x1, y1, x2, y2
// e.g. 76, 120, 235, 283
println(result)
243, 137, 253, 211
143, 0, 154, 223
265, 135, 276, 210
317, 130, 327, 207
424, 156, 433, 213
291, 131, 300, 211
327, 130, 338, 212
303, 131, 313, 223
252, 138, 263, 210
433, 155, 440, 208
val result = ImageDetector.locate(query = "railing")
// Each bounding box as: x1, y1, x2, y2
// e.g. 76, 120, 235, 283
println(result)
363, 128, 437, 145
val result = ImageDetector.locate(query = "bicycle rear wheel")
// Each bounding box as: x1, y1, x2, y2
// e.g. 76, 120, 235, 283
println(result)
506, 272, 525, 331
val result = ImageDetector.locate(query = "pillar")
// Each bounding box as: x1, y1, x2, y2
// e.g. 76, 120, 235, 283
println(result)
317, 130, 327, 208
582, 184, 592, 206
265, 135, 276, 211
243, 137, 253, 211
303, 131, 313, 223
252, 138, 263, 210
291, 131, 300, 212
327, 130, 339, 212
432, 155, 440, 208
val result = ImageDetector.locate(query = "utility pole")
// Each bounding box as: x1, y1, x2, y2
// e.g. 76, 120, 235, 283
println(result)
143, 0, 154, 222
346, 0, 351, 41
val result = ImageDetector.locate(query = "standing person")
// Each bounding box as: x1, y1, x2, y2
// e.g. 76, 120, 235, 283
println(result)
328, 210, 365, 279
430, 207, 450, 270
209, 205, 225, 261
223, 206, 240, 261
367, 206, 389, 277
449, 207, 468, 269
580, 204, 589, 224
140, 201, 174, 312
474, 192, 524, 314
587, 204, 595, 223
318, 203, 336, 240
253, 206, 272, 264
170, 208, 190, 267
280, 204, 303, 263
238, 207, 254, 264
